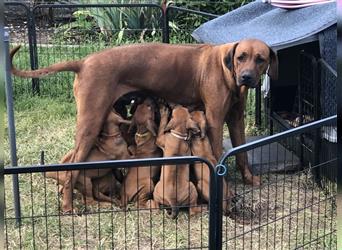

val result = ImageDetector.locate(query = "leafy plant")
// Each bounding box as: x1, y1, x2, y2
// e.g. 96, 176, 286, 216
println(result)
54, 0, 163, 44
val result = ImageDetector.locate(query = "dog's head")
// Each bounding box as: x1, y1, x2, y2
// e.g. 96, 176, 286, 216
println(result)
190, 110, 207, 139
165, 106, 200, 135
128, 97, 157, 136
224, 39, 278, 88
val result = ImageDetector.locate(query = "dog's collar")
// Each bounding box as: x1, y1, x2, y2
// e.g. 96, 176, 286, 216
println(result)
100, 132, 121, 138
170, 130, 190, 141
135, 131, 154, 147
135, 131, 151, 138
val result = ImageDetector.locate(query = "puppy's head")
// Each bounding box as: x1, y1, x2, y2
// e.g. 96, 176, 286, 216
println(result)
224, 39, 278, 88
129, 97, 157, 136
190, 110, 207, 139
165, 106, 200, 135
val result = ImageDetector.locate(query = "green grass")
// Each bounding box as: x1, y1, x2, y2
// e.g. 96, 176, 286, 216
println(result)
4, 96, 336, 249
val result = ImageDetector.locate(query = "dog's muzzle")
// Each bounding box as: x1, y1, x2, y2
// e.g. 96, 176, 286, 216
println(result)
237, 71, 258, 88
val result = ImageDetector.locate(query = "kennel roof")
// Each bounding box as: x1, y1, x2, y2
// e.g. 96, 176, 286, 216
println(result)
191, 0, 336, 51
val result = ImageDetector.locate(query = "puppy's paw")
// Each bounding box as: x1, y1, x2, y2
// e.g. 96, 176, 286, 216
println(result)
159, 104, 169, 117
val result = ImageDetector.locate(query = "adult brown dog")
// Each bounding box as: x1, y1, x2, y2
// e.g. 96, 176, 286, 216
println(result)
11, 39, 278, 212
46, 110, 131, 207
121, 98, 162, 208
153, 104, 202, 218
190, 110, 232, 214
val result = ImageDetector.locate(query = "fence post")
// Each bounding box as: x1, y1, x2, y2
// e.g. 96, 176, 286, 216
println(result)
28, 6, 40, 95
163, 5, 170, 43
4, 27, 21, 225
255, 84, 262, 127
208, 164, 224, 250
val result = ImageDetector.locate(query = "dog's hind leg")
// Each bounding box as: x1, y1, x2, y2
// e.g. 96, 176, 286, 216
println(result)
62, 82, 116, 213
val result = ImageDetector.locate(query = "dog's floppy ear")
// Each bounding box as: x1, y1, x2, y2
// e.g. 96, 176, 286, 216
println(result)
224, 42, 239, 72
186, 118, 200, 134
164, 118, 175, 132
146, 119, 157, 136
268, 48, 278, 80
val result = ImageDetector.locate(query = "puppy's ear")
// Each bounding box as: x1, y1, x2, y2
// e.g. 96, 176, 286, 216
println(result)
164, 119, 175, 132
268, 48, 278, 80
146, 119, 157, 136
224, 42, 239, 72
186, 118, 200, 134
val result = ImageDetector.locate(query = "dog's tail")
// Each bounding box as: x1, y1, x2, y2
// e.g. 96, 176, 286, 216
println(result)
10, 45, 82, 78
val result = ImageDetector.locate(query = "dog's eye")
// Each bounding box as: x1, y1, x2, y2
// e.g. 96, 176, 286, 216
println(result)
237, 54, 246, 61
256, 57, 265, 64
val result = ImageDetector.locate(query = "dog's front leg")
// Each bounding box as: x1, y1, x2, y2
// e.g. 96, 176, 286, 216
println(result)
225, 103, 261, 186
205, 106, 225, 161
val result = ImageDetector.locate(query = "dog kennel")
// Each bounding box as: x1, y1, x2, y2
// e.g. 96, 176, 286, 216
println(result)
265, 25, 337, 183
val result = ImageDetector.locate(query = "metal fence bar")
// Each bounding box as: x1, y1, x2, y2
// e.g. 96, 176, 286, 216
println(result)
4, 27, 21, 225
166, 5, 219, 19
219, 115, 336, 163
255, 84, 261, 126
164, 4, 219, 44
5, 156, 211, 174
4, 155, 218, 250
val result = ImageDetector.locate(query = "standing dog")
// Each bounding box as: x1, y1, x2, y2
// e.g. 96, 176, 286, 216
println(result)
153, 104, 202, 218
121, 98, 162, 208
11, 39, 278, 212
46, 110, 131, 207
190, 110, 232, 214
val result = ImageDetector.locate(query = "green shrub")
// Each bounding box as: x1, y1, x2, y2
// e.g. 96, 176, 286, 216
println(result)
54, 0, 164, 44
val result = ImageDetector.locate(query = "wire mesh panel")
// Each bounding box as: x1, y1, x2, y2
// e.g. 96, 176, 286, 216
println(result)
29, 3, 164, 99
4, 158, 213, 249
4, 3, 35, 96
219, 116, 337, 249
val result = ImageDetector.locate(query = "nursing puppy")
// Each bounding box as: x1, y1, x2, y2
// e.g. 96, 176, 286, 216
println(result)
46, 110, 131, 207
121, 98, 162, 208
153, 104, 202, 218
190, 110, 232, 215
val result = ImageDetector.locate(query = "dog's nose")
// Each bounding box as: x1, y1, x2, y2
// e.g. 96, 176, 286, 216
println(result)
241, 73, 252, 83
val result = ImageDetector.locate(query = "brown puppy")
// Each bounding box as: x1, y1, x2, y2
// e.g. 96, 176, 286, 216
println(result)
121, 98, 162, 208
190, 110, 232, 214
46, 110, 131, 207
153, 104, 202, 218
11, 39, 278, 212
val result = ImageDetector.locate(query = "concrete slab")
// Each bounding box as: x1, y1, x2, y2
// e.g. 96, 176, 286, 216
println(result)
223, 136, 301, 175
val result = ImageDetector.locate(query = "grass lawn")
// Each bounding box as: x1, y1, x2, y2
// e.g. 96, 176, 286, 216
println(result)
4, 45, 336, 249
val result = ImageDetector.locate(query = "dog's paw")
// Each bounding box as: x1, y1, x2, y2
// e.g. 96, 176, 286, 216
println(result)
159, 104, 169, 117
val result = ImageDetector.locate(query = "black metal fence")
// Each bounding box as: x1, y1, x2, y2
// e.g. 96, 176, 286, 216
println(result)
4, 157, 217, 249
218, 115, 337, 249
4, 116, 337, 249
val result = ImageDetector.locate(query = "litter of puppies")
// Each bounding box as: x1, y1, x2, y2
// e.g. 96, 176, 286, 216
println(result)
46, 95, 232, 218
